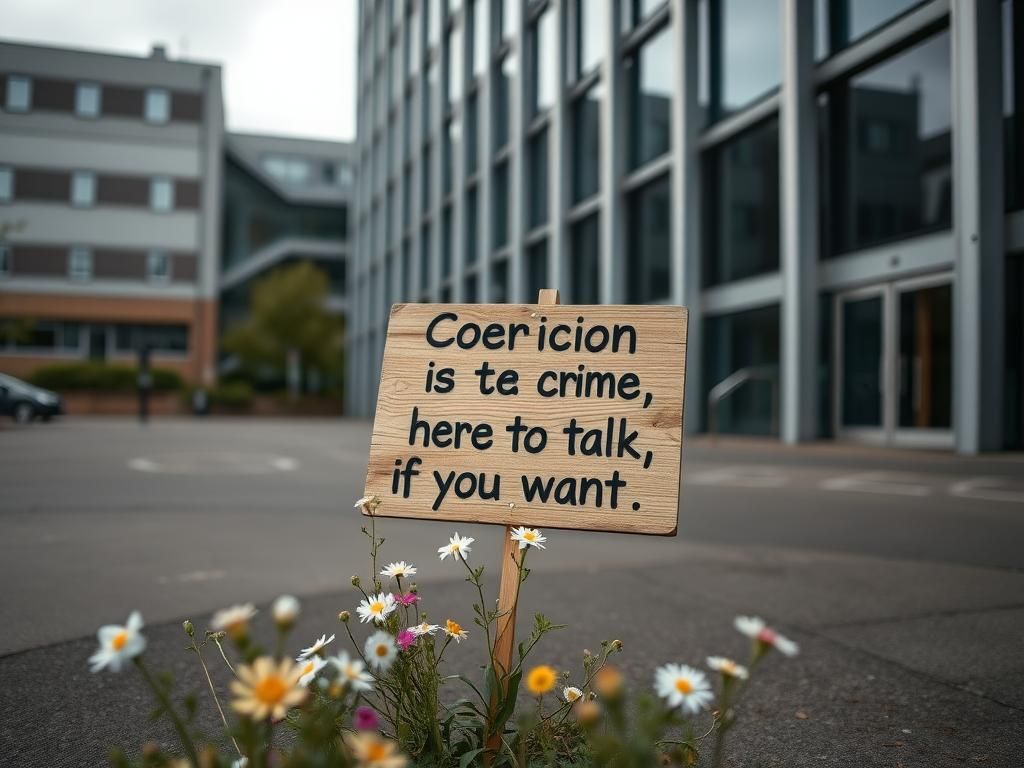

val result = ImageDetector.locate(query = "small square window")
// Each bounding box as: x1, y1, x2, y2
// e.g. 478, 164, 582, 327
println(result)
71, 172, 96, 207
0, 243, 10, 276
75, 83, 101, 117
6, 75, 31, 112
0, 167, 12, 203
147, 251, 170, 282
69, 247, 92, 280
150, 178, 174, 211
144, 88, 170, 123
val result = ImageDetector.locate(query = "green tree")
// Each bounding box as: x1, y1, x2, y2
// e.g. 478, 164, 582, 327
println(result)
222, 261, 343, 383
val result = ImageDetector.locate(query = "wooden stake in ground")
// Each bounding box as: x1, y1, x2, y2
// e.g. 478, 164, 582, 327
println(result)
486, 288, 560, 759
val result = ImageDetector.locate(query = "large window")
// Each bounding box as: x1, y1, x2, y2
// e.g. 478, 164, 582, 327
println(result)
621, 0, 666, 32
493, 161, 509, 249
816, 0, 926, 59
75, 83, 101, 118
702, 304, 780, 436
703, 118, 780, 286
471, 0, 489, 78
492, 258, 510, 302
699, 0, 780, 124
499, 0, 519, 42
150, 177, 174, 212
528, 239, 548, 299
465, 186, 479, 265
625, 25, 673, 170
571, 82, 602, 203
570, 214, 600, 303
626, 175, 671, 302
1005, 0, 1023, 211
427, 0, 441, 49
5, 75, 31, 112
144, 88, 170, 124
71, 172, 95, 208
528, 129, 549, 229
69, 247, 92, 281
115, 324, 188, 353
820, 31, 952, 256
573, 0, 605, 80
495, 54, 516, 148
147, 250, 171, 282
529, 8, 557, 117
447, 25, 464, 106
407, 4, 421, 75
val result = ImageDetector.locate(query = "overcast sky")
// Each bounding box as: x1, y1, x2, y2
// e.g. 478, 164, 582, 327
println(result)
0, 0, 358, 142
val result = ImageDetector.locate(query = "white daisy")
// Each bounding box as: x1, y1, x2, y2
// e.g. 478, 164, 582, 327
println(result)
438, 532, 474, 561
380, 561, 417, 579
563, 686, 583, 703
443, 619, 468, 643
89, 611, 146, 672
354, 495, 379, 512
330, 651, 374, 691
296, 633, 336, 660
272, 595, 300, 627
510, 526, 547, 550
706, 656, 749, 680
210, 603, 258, 639
411, 621, 440, 637
734, 616, 799, 657
364, 631, 398, 672
296, 655, 328, 686
655, 663, 713, 715
356, 592, 398, 624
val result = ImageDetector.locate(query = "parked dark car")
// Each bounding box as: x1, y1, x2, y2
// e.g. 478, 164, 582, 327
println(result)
0, 373, 64, 424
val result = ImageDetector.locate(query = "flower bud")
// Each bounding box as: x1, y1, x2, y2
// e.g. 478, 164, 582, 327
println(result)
182, 620, 194, 637
351, 575, 361, 587
272, 595, 300, 628
611, 639, 623, 652
409, 583, 419, 594
339, 610, 351, 623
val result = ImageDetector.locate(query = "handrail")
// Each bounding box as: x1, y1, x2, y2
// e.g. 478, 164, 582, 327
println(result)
707, 365, 779, 440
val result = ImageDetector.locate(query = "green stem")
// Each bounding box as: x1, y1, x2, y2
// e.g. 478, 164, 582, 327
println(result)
190, 642, 242, 757
213, 636, 238, 676
133, 657, 199, 766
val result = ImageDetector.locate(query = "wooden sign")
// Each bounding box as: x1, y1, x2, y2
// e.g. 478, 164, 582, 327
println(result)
363, 294, 688, 536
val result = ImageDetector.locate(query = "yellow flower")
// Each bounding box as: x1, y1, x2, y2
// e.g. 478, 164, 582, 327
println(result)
444, 619, 468, 643
231, 656, 307, 721
525, 664, 557, 695
344, 731, 408, 768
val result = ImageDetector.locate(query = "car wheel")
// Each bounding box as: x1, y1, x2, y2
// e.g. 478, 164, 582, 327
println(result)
13, 402, 35, 424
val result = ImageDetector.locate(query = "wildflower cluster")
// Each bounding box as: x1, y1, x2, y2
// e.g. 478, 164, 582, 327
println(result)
94, 496, 798, 767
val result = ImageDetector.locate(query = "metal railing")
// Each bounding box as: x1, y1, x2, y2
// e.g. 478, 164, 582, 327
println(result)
707, 365, 779, 440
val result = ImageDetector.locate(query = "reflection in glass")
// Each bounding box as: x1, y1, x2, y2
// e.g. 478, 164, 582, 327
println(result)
703, 119, 780, 286
627, 175, 671, 302
495, 54, 516, 148
472, 0, 489, 78
531, 9, 557, 116
820, 0, 925, 56
821, 31, 952, 256
501, 0, 519, 41
898, 283, 952, 429
528, 129, 549, 229
464, 272, 478, 302
447, 26, 463, 106
492, 259, 510, 302
621, 0, 666, 32
1005, 0, 1023, 211
570, 214, 600, 303
528, 240, 548, 300
571, 83, 602, 203
493, 161, 509, 248
840, 295, 882, 428
575, 0, 605, 79
626, 25, 673, 169
408, 5, 420, 72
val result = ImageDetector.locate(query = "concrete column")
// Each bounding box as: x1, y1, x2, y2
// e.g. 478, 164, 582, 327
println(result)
548, 0, 568, 297
779, 0, 818, 443
671, 0, 702, 432
508, 0, 529, 302
599, 0, 624, 304
951, 0, 1005, 453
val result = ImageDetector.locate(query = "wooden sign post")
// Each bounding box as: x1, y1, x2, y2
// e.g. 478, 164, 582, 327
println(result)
363, 289, 688, 755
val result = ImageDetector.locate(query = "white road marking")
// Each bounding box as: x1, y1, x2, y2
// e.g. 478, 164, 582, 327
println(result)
127, 453, 299, 475
687, 466, 788, 488
128, 458, 159, 472
158, 569, 226, 585
820, 472, 931, 497
949, 477, 1024, 504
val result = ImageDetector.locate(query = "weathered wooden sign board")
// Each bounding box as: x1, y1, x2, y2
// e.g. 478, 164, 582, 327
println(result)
364, 294, 688, 536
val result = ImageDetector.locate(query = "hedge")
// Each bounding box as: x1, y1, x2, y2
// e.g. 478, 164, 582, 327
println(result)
30, 362, 184, 392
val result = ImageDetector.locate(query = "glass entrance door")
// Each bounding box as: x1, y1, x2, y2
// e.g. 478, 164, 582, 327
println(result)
834, 274, 953, 447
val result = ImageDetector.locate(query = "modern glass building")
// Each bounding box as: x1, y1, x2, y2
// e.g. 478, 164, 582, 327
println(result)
348, 0, 1024, 453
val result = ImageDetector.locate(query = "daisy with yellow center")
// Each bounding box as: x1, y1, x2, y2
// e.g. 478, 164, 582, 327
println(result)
330, 651, 374, 692
510, 526, 547, 550
654, 663, 713, 714
231, 656, 307, 721
380, 561, 417, 579
296, 633, 336, 660
297, 655, 328, 686
563, 686, 583, 703
526, 664, 557, 695
411, 621, 440, 637
443, 619, 468, 643
706, 655, 749, 680
89, 611, 146, 672
734, 615, 800, 657
344, 731, 408, 768
356, 592, 398, 624
437, 533, 474, 561
364, 630, 398, 672
210, 603, 257, 640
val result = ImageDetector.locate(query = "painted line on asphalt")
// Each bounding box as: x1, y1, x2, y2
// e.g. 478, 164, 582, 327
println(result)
949, 477, 1024, 504
127, 453, 300, 475
819, 472, 931, 497
687, 466, 789, 488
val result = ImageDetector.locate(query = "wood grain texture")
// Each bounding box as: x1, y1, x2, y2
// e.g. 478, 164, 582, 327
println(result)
364, 302, 688, 536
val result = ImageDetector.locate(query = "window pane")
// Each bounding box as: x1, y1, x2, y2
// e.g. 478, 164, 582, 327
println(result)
441, 205, 453, 278
527, 239, 548, 300
448, 25, 464, 106
421, 143, 433, 211
627, 175, 671, 302
408, 5, 421, 72
465, 186, 479, 264
493, 161, 509, 248
491, 259, 510, 302
621, 0, 665, 32
71, 172, 95, 207
76, 83, 101, 117
145, 88, 170, 123
571, 83, 602, 203
528, 128, 549, 229
466, 94, 479, 175
500, 0, 519, 41
6, 75, 31, 111
703, 118, 780, 286
1004, 0, 1023, 211
472, 0, 489, 78
530, 9, 556, 116
150, 178, 174, 211
626, 25, 673, 169
576, 0, 605, 79
0, 167, 11, 201
421, 224, 433, 290
69, 248, 92, 280
823, 0, 926, 56
701, 0, 780, 121
444, 116, 461, 193
495, 54, 516, 148
570, 214, 600, 303
702, 304, 780, 435
148, 251, 170, 281
428, 0, 441, 48
463, 272, 478, 301
820, 31, 952, 256
425, 59, 438, 133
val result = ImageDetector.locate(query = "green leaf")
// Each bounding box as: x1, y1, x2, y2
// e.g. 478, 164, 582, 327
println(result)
459, 747, 486, 768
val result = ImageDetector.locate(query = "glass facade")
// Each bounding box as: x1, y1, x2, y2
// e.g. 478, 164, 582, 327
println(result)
573, 0, 605, 80
528, 129, 549, 229
627, 175, 671, 303
571, 82, 602, 203
626, 25, 673, 170
570, 214, 600, 303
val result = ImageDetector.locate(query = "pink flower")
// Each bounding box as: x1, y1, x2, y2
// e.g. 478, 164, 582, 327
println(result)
394, 592, 419, 607
353, 705, 380, 730
396, 629, 416, 650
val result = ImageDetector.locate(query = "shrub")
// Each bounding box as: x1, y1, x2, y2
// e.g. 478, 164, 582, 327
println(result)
30, 362, 183, 392
209, 381, 254, 408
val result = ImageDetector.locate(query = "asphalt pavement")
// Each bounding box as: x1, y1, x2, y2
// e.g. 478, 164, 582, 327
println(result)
1, 417, 1022, 766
